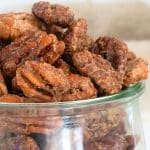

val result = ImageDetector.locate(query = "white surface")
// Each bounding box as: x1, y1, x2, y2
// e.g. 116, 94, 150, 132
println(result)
0, 0, 149, 149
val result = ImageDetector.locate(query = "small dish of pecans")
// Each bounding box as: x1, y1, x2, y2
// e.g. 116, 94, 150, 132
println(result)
0, 1, 148, 150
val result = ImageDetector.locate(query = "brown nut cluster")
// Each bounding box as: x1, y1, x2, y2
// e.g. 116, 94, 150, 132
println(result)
16, 61, 97, 102
0, 1, 148, 150
0, 13, 45, 40
0, 31, 65, 78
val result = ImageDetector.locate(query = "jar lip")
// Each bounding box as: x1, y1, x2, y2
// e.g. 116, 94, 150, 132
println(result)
0, 81, 145, 109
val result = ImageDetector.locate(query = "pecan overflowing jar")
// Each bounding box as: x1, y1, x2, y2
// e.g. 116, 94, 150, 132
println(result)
0, 1, 148, 150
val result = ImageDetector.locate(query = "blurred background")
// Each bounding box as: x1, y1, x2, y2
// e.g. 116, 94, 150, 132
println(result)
1, 0, 149, 149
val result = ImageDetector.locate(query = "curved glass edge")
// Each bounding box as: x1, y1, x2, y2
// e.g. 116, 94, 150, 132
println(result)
0, 81, 145, 109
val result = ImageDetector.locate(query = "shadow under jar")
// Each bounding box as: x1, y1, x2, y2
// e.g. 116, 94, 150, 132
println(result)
0, 82, 146, 150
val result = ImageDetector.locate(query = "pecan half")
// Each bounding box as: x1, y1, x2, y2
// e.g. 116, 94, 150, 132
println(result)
0, 13, 45, 40
92, 37, 128, 78
73, 50, 122, 94
32, 1, 74, 27
64, 19, 93, 53
124, 58, 148, 86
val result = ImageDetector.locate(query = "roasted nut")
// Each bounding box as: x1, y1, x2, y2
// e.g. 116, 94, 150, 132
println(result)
0, 31, 65, 78
0, 108, 63, 135
16, 61, 97, 102
32, 1, 74, 27
123, 58, 148, 86
0, 94, 23, 103
92, 37, 128, 78
0, 13, 45, 40
40, 34, 65, 65
60, 73, 97, 102
73, 50, 122, 95
0, 135, 40, 150
16, 61, 70, 102
64, 19, 93, 53
0, 71, 8, 96
54, 59, 71, 74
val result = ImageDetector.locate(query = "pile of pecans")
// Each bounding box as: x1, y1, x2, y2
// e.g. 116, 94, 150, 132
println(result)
0, 1, 148, 150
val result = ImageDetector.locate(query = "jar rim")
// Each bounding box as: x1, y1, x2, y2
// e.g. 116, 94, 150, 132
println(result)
0, 81, 145, 109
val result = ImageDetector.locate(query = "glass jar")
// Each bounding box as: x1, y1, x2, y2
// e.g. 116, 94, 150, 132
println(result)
0, 82, 145, 150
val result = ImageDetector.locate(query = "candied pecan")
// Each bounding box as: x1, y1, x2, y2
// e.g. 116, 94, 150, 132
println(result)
54, 59, 70, 74
16, 61, 96, 102
0, 13, 45, 40
123, 58, 148, 86
73, 50, 122, 94
0, 71, 8, 96
0, 94, 23, 103
32, 1, 74, 27
64, 19, 94, 53
92, 37, 128, 77
78, 107, 125, 142
0, 108, 63, 135
60, 74, 97, 102
0, 31, 65, 78
16, 61, 70, 102
0, 135, 39, 150
40, 34, 65, 64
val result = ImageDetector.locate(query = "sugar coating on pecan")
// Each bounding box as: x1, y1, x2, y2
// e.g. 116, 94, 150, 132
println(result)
0, 135, 39, 150
0, 71, 8, 96
124, 58, 148, 86
73, 50, 122, 94
92, 37, 128, 78
16, 61, 97, 102
0, 13, 45, 40
16, 61, 70, 102
64, 19, 93, 53
60, 73, 97, 102
0, 31, 65, 78
32, 1, 74, 27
